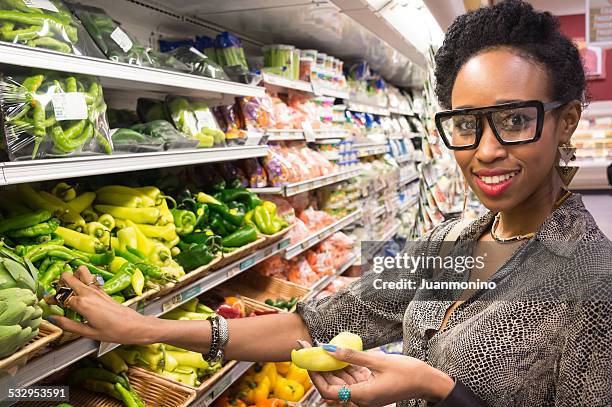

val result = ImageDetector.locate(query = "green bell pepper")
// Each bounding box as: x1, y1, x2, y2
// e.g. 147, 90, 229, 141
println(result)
218, 189, 263, 210
208, 203, 244, 227
254, 206, 280, 235
175, 244, 216, 271
170, 209, 197, 236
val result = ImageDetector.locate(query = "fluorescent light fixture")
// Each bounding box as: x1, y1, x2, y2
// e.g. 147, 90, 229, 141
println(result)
378, 0, 445, 54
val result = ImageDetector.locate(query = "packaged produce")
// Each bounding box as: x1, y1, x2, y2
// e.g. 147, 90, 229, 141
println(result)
0, 70, 112, 160
72, 4, 189, 71
158, 37, 194, 52
167, 96, 226, 148
213, 104, 247, 145
241, 158, 268, 188
291, 331, 362, 371
215, 31, 248, 70
107, 108, 139, 129
299, 57, 313, 82
163, 45, 229, 80
262, 44, 296, 79
136, 98, 167, 123
237, 97, 269, 132
0, 0, 98, 55
127, 120, 199, 151
292, 48, 300, 80
195, 35, 218, 64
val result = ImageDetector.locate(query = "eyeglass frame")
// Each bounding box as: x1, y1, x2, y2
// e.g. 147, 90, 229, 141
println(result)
434, 100, 564, 150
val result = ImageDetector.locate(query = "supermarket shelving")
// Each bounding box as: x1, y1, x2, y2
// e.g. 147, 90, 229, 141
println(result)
398, 173, 419, 187
250, 168, 362, 197
389, 107, 414, 116
267, 129, 350, 141
194, 361, 255, 406
364, 222, 401, 260
0, 237, 290, 395
305, 253, 358, 300
0, 43, 266, 99
0, 146, 269, 186
284, 210, 363, 259
396, 155, 413, 164
399, 196, 419, 211
373, 204, 386, 218
262, 73, 314, 93
345, 100, 391, 116
311, 80, 350, 99
354, 142, 388, 157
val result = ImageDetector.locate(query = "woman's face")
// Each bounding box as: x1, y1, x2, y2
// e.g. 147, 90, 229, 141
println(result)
450, 48, 578, 212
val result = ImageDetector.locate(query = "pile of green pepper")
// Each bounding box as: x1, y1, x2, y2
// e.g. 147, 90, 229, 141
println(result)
0, 0, 79, 53
1, 71, 111, 160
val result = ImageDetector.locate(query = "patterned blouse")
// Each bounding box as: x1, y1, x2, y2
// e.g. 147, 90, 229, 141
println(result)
297, 194, 612, 406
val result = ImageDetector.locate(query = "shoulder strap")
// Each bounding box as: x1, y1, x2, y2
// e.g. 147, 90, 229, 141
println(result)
438, 218, 472, 258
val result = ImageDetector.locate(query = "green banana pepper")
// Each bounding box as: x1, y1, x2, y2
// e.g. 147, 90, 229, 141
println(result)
102, 264, 134, 295
0, 210, 52, 234
68, 367, 130, 389
170, 208, 197, 236
221, 225, 258, 247
209, 212, 237, 236
69, 259, 114, 281
194, 203, 209, 229
5, 218, 59, 237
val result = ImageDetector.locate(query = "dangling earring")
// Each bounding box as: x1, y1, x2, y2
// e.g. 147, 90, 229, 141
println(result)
556, 143, 578, 188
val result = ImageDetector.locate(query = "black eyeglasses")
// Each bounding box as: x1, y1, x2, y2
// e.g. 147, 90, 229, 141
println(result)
434, 100, 563, 150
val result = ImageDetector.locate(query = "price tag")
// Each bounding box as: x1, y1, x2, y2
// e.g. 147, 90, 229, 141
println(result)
22, 0, 58, 12
110, 27, 133, 53
239, 257, 256, 271
302, 121, 316, 143
227, 266, 240, 278
205, 374, 234, 405
183, 285, 202, 301
51, 93, 87, 121
279, 239, 291, 249
162, 293, 182, 313
194, 109, 219, 129
263, 247, 273, 257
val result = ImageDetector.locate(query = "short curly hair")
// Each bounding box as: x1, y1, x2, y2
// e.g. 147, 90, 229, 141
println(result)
434, 0, 586, 109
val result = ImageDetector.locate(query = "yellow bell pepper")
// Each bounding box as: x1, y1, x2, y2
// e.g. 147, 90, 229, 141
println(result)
272, 377, 304, 402
253, 376, 271, 403
237, 375, 258, 404
254, 363, 278, 388
285, 364, 310, 389
275, 362, 291, 376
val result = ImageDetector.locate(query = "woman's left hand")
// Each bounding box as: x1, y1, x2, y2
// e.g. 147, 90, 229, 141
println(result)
308, 345, 455, 407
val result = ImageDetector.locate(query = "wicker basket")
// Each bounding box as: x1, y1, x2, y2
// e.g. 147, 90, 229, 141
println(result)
17, 367, 196, 407
211, 236, 266, 270
0, 321, 62, 372
260, 223, 294, 245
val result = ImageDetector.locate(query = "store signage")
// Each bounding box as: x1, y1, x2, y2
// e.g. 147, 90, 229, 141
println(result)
587, 0, 612, 47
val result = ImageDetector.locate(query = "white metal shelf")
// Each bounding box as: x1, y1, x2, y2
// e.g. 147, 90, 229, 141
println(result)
0, 43, 265, 99
398, 173, 419, 187
0, 146, 268, 186
356, 144, 388, 157
311, 81, 350, 99
396, 155, 413, 164
399, 196, 419, 211
0, 238, 289, 395
267, 129, 350, 142
389, 107, 414, 116
373, 204, 386, 218
284, 210, 362, 259
250, 168, 362, 197
262, 73, 313, 93
345, 101, 390, 116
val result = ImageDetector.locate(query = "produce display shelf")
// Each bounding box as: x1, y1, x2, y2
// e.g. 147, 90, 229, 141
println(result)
0, 238, 290, 395
399, 196, 419, 211
396, 155, 413, 164
356, 145, 388, 157
365, 222, 401, 259
267, 129, 350, 141
373, 204, 386, 218
312, 82, 350, 99
305, 253, 358, 300
262, 73, 314, 93
284, 209, 363, 259
345, 101, 390, 116
251, 168, 362, 197
0, 43, 266, 98
0, 146, 268, 186
192, 361, 255, 406
398, 173, 419, 187
389, 107, 414, 116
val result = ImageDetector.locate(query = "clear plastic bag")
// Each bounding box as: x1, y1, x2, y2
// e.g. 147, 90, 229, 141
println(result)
0, 0, 101, 55
166, 96, 226, 148
71, 4, 189, 72
129, 120, 199, 151
0, 70, 112, 160
164, 46, 229, 80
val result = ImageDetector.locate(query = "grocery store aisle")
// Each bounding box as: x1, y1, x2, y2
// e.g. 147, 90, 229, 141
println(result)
581, 193, 612, 239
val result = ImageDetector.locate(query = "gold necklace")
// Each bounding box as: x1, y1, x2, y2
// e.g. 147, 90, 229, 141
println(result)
490, 190, 573, 244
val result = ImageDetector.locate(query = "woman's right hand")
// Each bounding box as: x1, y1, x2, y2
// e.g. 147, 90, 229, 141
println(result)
46, 266, 157, 344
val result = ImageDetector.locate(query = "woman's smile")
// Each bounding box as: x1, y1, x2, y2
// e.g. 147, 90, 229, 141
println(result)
472, 168, 521, 197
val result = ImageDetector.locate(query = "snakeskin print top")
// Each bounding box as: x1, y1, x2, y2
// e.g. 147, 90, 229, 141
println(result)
296, 194, 612, 406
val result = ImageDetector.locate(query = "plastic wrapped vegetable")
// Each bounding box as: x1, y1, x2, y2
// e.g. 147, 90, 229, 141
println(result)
195, 35, 218, 64
129, 120, 199, 150
0, 70, 112, 160
71, 4, 189, 72
166, 96, 225, 148
214, 31, 248, 70
0, 0, 99, 55
164, 45, 229, 80
212, 104, 247, 146
241, 158, 268, 188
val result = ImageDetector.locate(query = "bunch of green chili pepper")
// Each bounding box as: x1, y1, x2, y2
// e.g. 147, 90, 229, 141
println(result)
1, 71, 112, 159
0, 0, 80, 54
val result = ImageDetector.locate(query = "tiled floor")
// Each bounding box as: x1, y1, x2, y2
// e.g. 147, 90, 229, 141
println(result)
581, 193, 612, 239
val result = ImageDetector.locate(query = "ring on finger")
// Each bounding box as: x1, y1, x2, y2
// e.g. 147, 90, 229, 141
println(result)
338, 385, 351, 404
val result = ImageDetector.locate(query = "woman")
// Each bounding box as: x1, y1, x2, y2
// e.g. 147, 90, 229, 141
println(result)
49, 1, 611, 406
